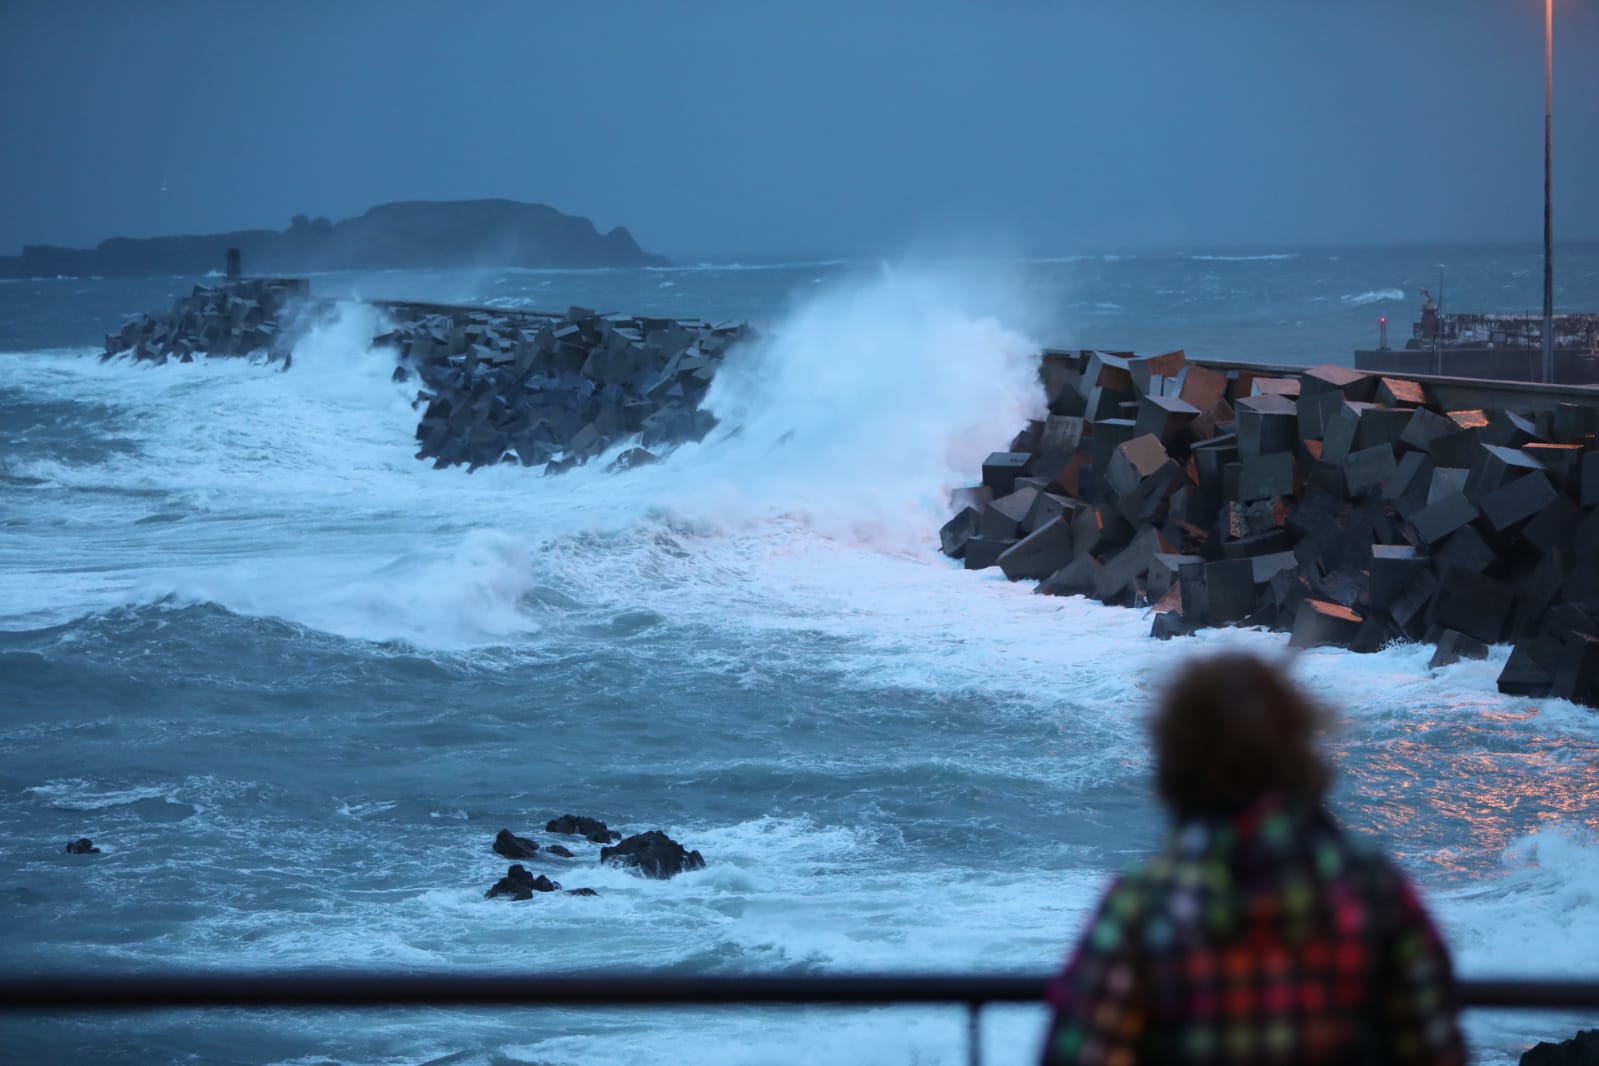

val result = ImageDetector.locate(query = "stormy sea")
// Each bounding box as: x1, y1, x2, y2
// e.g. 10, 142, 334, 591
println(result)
3, 245, 1597, 1065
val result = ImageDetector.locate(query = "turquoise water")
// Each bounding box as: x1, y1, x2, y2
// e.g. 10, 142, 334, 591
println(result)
2, 249, 1597, 1064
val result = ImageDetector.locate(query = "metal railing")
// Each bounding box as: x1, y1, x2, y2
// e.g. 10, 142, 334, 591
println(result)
5, 973, 1596, 1066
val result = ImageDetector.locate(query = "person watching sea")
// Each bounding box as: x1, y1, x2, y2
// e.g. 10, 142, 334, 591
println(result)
1040, 652, 1466, 1065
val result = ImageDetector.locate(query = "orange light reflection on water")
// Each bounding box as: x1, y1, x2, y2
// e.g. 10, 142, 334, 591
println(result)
1334, 704, 1599, 879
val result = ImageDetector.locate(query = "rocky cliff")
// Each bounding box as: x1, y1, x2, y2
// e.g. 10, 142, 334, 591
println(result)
0, 199, 666, 278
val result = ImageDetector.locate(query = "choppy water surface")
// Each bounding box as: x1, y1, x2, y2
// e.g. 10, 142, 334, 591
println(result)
2, 250, 1597, 1064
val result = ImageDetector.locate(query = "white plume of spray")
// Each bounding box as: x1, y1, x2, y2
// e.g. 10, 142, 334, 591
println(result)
637, 262, 1047, 550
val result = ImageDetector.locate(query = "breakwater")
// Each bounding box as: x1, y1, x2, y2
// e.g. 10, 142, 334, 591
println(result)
939, 348, 1599, 710
103, 280, 1599, 711
103, 278, 749, 473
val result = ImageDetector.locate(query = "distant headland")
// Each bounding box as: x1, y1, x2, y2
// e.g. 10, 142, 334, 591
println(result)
0, 199, 668, 279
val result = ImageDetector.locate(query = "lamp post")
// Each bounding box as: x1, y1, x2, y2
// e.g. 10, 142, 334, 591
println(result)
1542, 0, 1554, 384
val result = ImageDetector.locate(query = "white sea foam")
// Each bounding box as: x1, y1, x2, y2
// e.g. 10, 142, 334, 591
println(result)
1185, 253, 1297, 262
1341, 287, 1406, 306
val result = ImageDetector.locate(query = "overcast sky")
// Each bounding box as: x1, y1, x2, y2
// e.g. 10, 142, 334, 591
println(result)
3, 1, 1596, 259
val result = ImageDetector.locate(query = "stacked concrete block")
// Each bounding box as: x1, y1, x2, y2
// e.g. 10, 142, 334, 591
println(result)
939, 355, 1599, 709
105, 278, 750, 476
104, 277, 310, 365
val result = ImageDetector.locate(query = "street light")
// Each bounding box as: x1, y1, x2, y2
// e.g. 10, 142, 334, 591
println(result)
1542, 0, 1554, 384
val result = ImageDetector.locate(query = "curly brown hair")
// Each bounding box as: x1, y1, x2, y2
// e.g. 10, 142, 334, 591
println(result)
1151, 652, 1333, 819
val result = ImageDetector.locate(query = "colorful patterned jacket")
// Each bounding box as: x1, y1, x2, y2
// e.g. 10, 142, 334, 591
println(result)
1041, 796, 1466, 1064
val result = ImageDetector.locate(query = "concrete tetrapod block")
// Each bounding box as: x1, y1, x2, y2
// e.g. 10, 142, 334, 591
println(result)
1369, 544, 1425, 612
998, 518, 1076, 582
1128, 350, 1187, 397
1037, 554, 1102, 597
1313, 566, 1369, 610
1410, 492, 1479, 546
1203, 558, 1257, 624
1188, 398, 1235, 443
1354, 407, 1415, 453
1429, 629, 1492, 669
1478, 472, 1558, 534
1344, 443, 1398, 498
939, 507, 981, 558
1523, 491, 1584, 556
1250, 551, 1301, 587
1318, 401, 1369, 464
1428, 566, 1514, 645
1481, 409, 1542, 448
1387, 568, 1439, 641
1043, 365, 1087, 416
1427, 468, 1470, 505
1049, 450, 1094, 501
1090, 419, 1140, 475
1497, 644, 1555, 696
1092, 525, 1168, 604
1235, 394, 1299, 458
1301, 363, 1378, 403
1551, 401, 1599, 442
1072, 502, 1135, 558
1010, 420, 1045, 455
1250, 377, 1301, 400
1080, 351, 1133, 396
1133, 394, 1200, 449
1237, 451, 1296, 502
979, 487, 1040, 539
1085, 386, 1135, 423
950, 485, 995, 513
1221, 529, 1292, 561
1522, 443, 1584, 491
1399, 407, 1462, 455
1464, 443, 1546, 502
1115, 459, 1185, 527
1297, 390, 1346, 442
1040, 415, 1086, 458
1179, 364, 1229, 414
1383, 451, 1434, 504
1178, 561, 1211, 625
1106, 434, 1172, 498
1289, 599, 1364, 649
1022, 492, 1079, 535
981, 452, 1033, 496
1148, 552, 1201, 601
963, 536, 1017, 572
1551, 632, 1599, 706
1376, 377, 1426, 408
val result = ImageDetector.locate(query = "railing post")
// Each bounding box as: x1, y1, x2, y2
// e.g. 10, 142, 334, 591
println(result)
967, 1001, 982, 1066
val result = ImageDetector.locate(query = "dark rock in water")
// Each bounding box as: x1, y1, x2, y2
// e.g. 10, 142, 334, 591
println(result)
1521, 1030, 1599, 1065
484, 864, 560, 900
492, 829, 540, 859
486, 864, 536, 901
565, 887, 599, 897
545, 844, 575, 858
601, 830, 705, 880
391, 365, 411, 383
64, 838, 100, 855
546, 814, 620, 841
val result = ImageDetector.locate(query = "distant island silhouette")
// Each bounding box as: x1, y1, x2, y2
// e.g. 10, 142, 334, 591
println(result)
0, 199, 668, 278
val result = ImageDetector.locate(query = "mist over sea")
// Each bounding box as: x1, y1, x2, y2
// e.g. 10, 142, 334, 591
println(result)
3, 245, 1597, 1065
